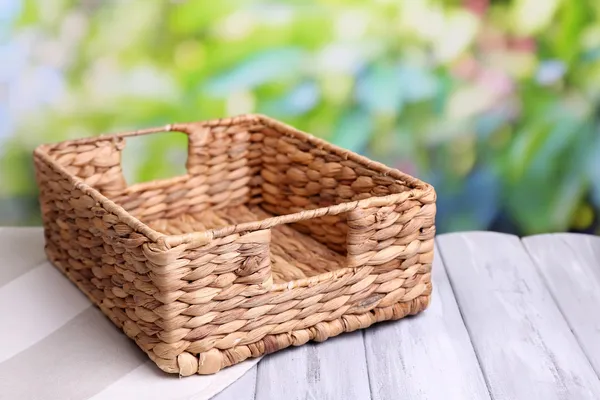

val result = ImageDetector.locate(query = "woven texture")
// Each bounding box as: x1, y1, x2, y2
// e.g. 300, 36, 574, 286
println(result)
33, 114, 436, 375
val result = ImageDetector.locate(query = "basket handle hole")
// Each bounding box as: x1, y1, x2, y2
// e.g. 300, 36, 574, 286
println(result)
121, 131, 189, 185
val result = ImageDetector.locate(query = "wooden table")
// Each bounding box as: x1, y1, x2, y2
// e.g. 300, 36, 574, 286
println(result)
2, 228, 599, 399
215, 232, 600, 400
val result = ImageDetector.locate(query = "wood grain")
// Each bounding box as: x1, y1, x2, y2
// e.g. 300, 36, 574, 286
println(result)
212, 366, 257, 400
364, 244, 491, 400
437, 232, 600, 400
255, 331, 371, 400
523, 233, 600, 378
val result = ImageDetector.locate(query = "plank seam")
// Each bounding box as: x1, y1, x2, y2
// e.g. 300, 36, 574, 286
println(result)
435, 237, 496, 400
252, 365, 258, 400
522, 236, 600, 382
361, 329, 374, 400
254, 359, 263, 400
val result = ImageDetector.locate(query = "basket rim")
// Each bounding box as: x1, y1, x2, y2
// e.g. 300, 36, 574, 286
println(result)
34, 113, 436, 249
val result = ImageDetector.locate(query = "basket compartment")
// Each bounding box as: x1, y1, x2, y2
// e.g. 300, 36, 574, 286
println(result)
147, 205, 345, 283
33, 114, 436, 376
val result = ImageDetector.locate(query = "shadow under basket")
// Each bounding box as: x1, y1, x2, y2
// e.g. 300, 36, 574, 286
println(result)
33, 114, 437, 375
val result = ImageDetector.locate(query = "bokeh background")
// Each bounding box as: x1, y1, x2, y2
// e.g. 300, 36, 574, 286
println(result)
2, 0, 600, 236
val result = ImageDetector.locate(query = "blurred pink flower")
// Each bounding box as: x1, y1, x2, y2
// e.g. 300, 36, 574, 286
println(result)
477, 27, 507, 51
451, 56, 480, 80
477, 68, 514, 96
508, 37, 537, 53
463, 0, 489, 16
394, 160, 418, 177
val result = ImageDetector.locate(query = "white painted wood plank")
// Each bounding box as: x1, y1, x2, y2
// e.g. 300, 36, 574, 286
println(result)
523, 233, 600, 377
364, 244, 491, 400
255, 331, 371, 400
211, 366, 257, 400
438, 232, 600, 400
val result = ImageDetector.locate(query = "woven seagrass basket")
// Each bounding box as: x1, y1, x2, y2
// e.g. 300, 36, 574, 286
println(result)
33, 114, 436, 375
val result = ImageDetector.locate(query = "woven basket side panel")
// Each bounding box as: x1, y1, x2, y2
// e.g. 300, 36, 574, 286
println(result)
186, 122, 264, 208
105, 122, 266, 224
207, 293, 430, 373
186, 122, 264, 211
42, 139, 127, 196
259, 126, 414, 253
151, 224, 433, 374
33, 153, 169, 365
346, 189, 436, 300
142, 229, 272, 374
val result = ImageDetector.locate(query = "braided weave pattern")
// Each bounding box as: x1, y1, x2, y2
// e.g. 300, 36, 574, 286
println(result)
33, 114, 436, 375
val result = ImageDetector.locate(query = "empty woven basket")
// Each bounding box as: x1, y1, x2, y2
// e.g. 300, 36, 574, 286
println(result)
33, 114, 436, 375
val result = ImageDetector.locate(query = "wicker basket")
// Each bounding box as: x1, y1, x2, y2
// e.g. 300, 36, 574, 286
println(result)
33, 114, 436, 375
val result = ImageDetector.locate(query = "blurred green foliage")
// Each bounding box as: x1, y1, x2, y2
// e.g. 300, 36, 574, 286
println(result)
2, 0, 600, 235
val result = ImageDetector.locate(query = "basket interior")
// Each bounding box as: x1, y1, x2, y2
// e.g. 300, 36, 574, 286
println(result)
148, 204, 345, 283
43, 117, 421, 284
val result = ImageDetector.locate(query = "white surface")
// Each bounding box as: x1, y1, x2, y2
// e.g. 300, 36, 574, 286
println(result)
208, 364, 257, 400
364, 245, 491, 400
4, 227, 600, 400
255, 330, 371, 400
90, 359, 260, 400
0, 227, 46, 285
438, 232, 600, 400
0, 228, 260, 400
0, 262, 90, 363
523, 233, 600, 377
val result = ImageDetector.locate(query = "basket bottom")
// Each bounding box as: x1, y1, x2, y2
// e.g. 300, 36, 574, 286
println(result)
149, 290, 431, 375
147, 205, 346, 283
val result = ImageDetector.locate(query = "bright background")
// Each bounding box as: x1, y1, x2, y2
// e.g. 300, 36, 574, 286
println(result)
2, 0, 600, 236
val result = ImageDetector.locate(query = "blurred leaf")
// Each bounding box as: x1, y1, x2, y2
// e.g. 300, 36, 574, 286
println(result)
588, 134, 600, 209
356, 63, 404, 115
487, 51, 538, 80
0, 141, 35, 196
505, 119, 593, 234
330, 108, 372, 153
433, 72, 453, 116
571, 202, 595, 231
0, 196, 40, 226
511, 0, 562, 35
433, 10, 479, 62
287, 7, 334, 50
504, 106, 550, 182
397, 65, 438, 102
582, 47, 600, 63
204, 48, 305, 96
260, 81, 320, 116
168, 1, 237, 35
122, 132, 188, 185
15, 0, 37, 26
432, 166, 501, 232
320, 72, 354, 104
475, 110, 510, 139
302, 102, 342, 140
554, 1, 588, 65
446, 84, 497, 120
